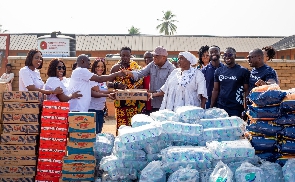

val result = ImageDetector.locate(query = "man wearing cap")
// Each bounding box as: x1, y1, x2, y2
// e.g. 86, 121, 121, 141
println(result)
127, 46, 175, 113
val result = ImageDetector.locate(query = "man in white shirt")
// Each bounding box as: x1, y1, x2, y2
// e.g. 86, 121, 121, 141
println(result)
0, 63, 14, 91
68, 54, 126, 112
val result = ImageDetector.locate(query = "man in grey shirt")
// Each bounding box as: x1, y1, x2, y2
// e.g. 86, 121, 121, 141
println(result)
128, 46, 175, 112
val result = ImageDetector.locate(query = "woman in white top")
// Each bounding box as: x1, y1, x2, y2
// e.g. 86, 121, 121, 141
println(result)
0, 63, 14, 91
45, 58, 82, 101
19, 49, 63, 95
89, 58, 113, 133
152, 51, 208, 111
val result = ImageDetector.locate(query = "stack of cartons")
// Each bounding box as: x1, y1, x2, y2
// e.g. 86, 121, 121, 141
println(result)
62, 112, 96, 182
0, 91, 42, 182
35, 100, 70, 182
0, 82, 8, 135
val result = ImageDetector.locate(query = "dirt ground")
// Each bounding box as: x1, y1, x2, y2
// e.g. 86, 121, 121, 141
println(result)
101, 116, 117, 136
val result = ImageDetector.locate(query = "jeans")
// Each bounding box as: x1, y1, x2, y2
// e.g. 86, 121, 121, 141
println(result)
88, 109, 104, 134
217, 104, 243, 117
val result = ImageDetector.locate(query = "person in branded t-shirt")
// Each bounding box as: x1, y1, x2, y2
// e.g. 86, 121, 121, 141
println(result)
210, 47, 250, 117
247, 48, 278, 91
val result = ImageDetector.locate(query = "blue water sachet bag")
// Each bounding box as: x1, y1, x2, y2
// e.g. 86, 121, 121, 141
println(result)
248, 90, 286, 107
235, 162, 265, 182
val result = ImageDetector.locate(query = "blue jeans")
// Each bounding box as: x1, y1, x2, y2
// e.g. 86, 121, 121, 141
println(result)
88, 109, 104, 134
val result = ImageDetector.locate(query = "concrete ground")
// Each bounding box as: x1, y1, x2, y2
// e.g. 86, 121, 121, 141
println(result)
101, 116, 117, 136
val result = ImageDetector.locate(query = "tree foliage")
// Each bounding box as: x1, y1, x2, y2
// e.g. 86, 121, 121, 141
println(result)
0, 25, 8, 33
128, 26, 140, 35
156, 10, 178, 35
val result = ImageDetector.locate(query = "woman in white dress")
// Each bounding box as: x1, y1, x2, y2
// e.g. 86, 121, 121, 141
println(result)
45, 58, 82, 101
19, 49, 63, 95
152, 51, 208, 111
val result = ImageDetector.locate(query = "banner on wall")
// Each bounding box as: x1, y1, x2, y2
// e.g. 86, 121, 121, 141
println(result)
37, 38, 70, 57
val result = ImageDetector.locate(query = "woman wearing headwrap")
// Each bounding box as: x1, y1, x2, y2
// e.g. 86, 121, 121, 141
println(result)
152, 51, 207, 111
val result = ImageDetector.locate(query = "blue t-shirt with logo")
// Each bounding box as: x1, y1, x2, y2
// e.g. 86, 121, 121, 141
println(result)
201, 62, 224, 98
249, 65, 278, 91
214, 64, 250, 111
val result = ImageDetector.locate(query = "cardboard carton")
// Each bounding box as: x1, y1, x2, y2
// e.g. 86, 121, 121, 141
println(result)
3, 102, 40, 114
35, 175, 60, 182
0, 134, 37, 145
38, 158, 63, 166
2, 113, 39, 123
0, 82, 9, 93
62, 162, 95, 174
0, 144, 36, 156
67, 141, 94, 155
0, 155, 37, 165
62, 173, 94, 181
3, 91, 43, 103
41, 113, 68, 123
115, 89, 148, 101
2, 123, 39, 134
0, 166, 36, 176
68, 112, 95, 123
0, 176, 35, 182
67, 154, 96, 160
68, 122, 95, 133
69, 132, 96, 142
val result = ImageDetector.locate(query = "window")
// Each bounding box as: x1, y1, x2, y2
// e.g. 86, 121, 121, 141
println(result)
286, 55, 290, 60
281, 56, 284, 59
17, 52, 27, 56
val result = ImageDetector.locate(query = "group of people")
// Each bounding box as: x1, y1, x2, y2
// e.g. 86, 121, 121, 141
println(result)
15, 45, 278, 134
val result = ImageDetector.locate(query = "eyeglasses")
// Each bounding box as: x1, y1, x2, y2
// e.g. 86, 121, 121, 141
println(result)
56, 66, 66, 70
223, 53, 234, 58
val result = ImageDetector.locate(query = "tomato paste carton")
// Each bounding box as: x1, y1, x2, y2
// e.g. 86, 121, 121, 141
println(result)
0, 144, 36, 156
115, 89, 148, 101
0, 176, 35, 182
67, 141, 94, 155
62, 159, 95, 174
2, 123, 39, 134
3, 102, 40, 114
62, 173, 94, 181
69, 132, 96, 142
67, 154, 96, 160
2, 113, 39, 123
0, 166, 36, 176
0, 155, 37, 166
42, 101, 69, 113
0, 134, 37, 145
68, 112, 95, 123
3, 91, 43, 103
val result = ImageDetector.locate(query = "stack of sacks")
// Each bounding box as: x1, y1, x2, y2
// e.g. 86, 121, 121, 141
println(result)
197, 116, 246, 145
99, 124, 164, 181
160, 146, 212, 174
94, 133, 115, 162
282, 158, 295, 182
246, 84, 287, 162
167, 165, 199, 182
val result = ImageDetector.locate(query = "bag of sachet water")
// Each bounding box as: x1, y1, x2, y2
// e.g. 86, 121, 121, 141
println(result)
161, 121, 203, 136
200, 168, 214, 182
206, 140, 255, 160
260, 161, 284, 182
201, 126, 244, 143
108, 167, 138, 181
175, 106, 204, 123
113, 149, 146, 161
113, 137, 144, 152
203, 107, 229, 119
167, 165, 200, 182
198, 116, 245, 129
143, 140, 169, 154
209, 161, 233, 182
131, 114, 155, 127
140, 161, 166, 182
150, 109, 177, 122
168, 133, 199, 145
162, 160, 212, 174
282, 158, 295, 182
146, 153, 162, 162
100, 155, 124, 171
123, 160, 148, 171
235, 162, 265, 182
118, 123, 162, 143
160, 146, 212, 162
94, 133, 115, 159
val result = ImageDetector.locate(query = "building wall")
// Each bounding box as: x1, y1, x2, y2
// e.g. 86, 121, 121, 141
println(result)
8, 56, 295, 116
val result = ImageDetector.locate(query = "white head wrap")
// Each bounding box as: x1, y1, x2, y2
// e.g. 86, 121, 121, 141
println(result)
179, 51, 197, 65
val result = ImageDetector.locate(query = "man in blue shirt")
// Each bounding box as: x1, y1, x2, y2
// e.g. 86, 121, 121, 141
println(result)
210, 47, 250, 117
248, 48, 278, 91
201, 45, 224, 109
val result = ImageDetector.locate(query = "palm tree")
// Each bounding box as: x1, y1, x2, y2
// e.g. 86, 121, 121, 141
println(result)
156, 10, 178, 35
128, 26, 140, 35
0, 25, 8, 33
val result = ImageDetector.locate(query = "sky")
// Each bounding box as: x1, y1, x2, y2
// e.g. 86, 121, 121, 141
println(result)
1, 0, 295, 37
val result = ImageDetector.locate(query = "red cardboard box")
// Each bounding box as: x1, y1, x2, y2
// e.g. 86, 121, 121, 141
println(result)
38, 158, 63, 166
3, 91, 43, 103
35, 175, 60, 182
2, 113, 39, 123
42, 101, 69, 113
